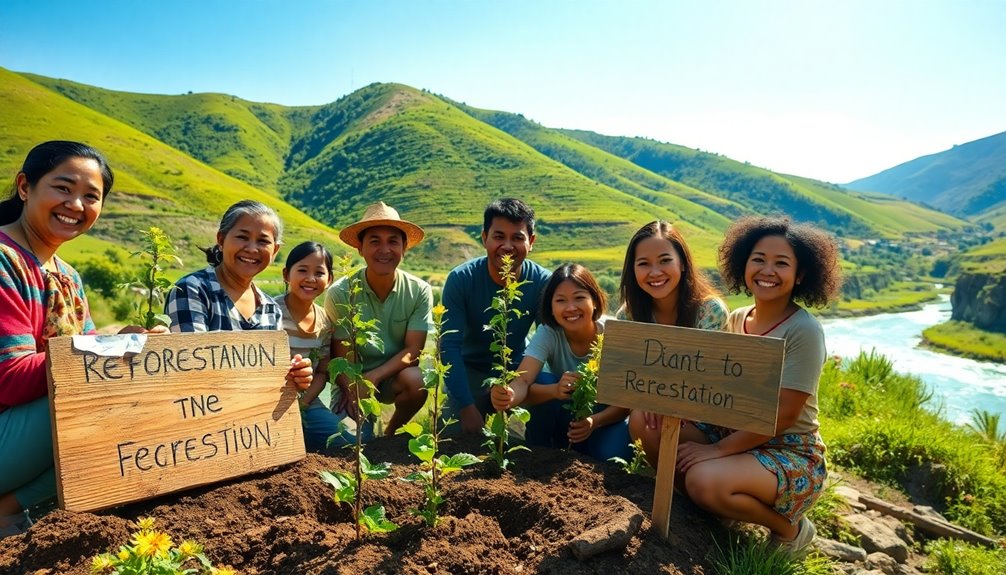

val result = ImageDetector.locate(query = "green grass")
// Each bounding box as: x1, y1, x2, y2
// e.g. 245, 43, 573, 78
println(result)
956, 238, 1006, 273
828, 281, 939, 316
709, 532, 834, 575
922, 321, 1006, 363
925, 539, 1006, 575
819, 351, 1006, 537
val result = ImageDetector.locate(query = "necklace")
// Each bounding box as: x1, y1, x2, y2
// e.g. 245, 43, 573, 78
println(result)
19, 220, 51, 271
744, 307, 799, 336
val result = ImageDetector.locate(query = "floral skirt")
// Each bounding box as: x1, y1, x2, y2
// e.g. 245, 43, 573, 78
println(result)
694, 423, 827, 523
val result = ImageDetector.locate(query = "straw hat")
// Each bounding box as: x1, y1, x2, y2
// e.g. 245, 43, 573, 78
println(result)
339, 201, 425, 249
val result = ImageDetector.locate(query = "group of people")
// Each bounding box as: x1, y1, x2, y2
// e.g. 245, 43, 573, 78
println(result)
1, 140, 841, 557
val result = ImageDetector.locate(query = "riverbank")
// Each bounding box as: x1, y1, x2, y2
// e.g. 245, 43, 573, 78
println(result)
922, 320, 1006, 364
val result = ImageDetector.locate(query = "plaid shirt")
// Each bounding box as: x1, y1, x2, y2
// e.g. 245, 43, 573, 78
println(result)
166, 266, 282, 332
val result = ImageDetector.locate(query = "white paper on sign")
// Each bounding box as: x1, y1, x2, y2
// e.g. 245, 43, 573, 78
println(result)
71, 334, 147, 357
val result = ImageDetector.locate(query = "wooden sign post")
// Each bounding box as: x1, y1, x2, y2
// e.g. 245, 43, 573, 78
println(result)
46, 331, 305, 512
596, 320, 785, 539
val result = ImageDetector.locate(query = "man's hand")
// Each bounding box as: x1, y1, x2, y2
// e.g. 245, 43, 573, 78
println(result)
460, 405, 484, 434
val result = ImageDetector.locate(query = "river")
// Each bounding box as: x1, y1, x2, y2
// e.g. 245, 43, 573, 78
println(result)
821, 296, 1006, 426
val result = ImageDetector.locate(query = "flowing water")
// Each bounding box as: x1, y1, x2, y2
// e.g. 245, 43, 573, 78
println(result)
821, 296, 1006, 425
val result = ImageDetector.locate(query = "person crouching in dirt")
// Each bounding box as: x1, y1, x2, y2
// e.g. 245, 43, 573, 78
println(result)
440, 198, 551, 435
677, 216, 840, 558
324, 202, 432, 438
0, 141, 164, 538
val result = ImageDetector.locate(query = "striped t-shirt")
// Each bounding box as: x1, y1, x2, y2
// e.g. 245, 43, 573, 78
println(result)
0, 230, 95, 411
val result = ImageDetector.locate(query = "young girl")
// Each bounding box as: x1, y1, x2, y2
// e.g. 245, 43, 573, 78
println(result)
165, 200, 312, 389
490, 263, 631, 461
678, 215, 840, 557
275, 242, 352, 453
621, 221, 728, 467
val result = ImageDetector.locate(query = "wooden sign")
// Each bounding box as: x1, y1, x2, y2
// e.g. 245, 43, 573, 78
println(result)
596, 319, 786, 538
46, 331, 305, 512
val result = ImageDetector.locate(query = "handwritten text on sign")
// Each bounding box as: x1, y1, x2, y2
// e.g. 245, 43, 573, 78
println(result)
46, 331, 305, 512
596, 320, 784, 435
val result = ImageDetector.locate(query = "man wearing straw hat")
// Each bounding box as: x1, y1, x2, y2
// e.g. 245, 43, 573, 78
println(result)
325, 201, 432, 437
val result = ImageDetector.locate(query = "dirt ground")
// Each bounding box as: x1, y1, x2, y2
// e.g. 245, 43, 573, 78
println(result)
0, 434, 725, 574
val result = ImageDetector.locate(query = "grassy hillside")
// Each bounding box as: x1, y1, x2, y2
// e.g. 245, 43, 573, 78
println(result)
561, 130, 965, 238
24, 73, 307, 195
0, 68, 345, 273
452, 104, 740, 234
278, 83, 726, 269
846, 130, 1006, 218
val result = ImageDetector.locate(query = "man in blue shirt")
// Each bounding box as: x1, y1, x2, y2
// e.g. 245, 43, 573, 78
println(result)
440, 198, 551, 434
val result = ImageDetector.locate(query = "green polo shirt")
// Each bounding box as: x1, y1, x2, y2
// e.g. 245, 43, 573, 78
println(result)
324, 268, 433, 372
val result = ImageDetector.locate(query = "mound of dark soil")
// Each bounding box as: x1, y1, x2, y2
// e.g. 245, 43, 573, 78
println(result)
0, 434, 722, 574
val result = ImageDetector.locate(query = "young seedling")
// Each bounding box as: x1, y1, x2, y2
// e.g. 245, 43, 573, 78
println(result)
609, 438, 653, 476
482, 253, 531, 471
120, 226, 182, 329
90, 516, 237, 575
322, 256, 397, 538
565, 334, 603, 450
399, 303, 480, 526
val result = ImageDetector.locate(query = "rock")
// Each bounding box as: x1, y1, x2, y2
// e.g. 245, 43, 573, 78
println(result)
866, 552, 899, 574
813, 537, 867, 562
951, 272, 1006, 334
853, 570, 886, 575
873, 515, 915, 546
912, 505, 947, 522
844, 514, 910, 563
834, 486, 868, 510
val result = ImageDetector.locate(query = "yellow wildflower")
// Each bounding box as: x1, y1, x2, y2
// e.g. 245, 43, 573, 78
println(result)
177, 539, 203, 557
586, 359, 599, 373
90, 554, 115, 573
431, 303, 447, 321
136, 516, 157, 531
117, 549, 130, 561
133, 529, 174, 558
212, 566, 238, 575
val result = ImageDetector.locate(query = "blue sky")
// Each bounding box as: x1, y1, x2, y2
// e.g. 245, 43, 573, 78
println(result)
2, 0, 1004, 183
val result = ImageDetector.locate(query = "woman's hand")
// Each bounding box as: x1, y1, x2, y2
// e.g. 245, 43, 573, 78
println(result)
555, 371, 579, 401
286, 354, 313, 391
642, 411, 663, 430
676, 441, 724, 473
567, 417, 594, 443
491, 384, 515, 411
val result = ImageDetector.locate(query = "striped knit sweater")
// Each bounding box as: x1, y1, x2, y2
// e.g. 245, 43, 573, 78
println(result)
0, 230, 95, 411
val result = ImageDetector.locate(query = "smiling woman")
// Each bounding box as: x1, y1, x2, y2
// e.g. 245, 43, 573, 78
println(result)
0, 141, 157, 538
163, 200, 314, 401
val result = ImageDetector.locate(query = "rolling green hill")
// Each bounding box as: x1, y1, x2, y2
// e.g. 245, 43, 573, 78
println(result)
846, 130, 1006, 219
3, 68, 966, 280
559, 130, 964, 238
0, 67, 345, 276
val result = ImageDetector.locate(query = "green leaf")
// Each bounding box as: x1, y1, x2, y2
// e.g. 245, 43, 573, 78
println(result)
511, 406, 531, 424
408, 434, 436, 463
318, 470, 356, 504
360, 505, 398, 533
397, 421, 424, 438
439, 452, 481, 473
360, 397, 383, 418
359, 453, 392, 480
401, 471, 430, 483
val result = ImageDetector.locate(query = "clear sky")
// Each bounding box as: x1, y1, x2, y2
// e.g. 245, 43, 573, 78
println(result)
2, 0, 1003, 183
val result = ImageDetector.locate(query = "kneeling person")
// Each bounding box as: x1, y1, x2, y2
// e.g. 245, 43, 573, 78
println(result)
325, 202, 432, 437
